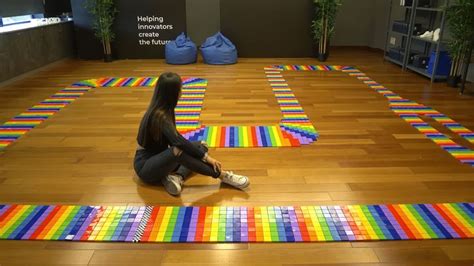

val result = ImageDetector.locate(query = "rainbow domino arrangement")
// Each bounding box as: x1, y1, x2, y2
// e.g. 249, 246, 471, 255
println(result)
273, 65, 474, 166
0, 75, 317, 149
0, 203, 472, 243
0, 65, 473, 165
176, 68, 319, 147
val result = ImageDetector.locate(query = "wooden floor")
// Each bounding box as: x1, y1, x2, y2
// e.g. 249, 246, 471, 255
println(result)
0, 48, 473, 265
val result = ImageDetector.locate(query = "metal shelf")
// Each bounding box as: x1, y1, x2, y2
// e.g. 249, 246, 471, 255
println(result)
384, 0, 450, 82
417, 7, 444, 11
384, 56, 404, 67
404, 6, 443, 11
411, 35, 440, 44
406, 64, 447, 80
390, 30, 408, 37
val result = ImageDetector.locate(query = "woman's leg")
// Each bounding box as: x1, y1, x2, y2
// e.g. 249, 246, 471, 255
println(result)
176, 151, 249, 189
139, 144, 217, 180
174, 165, 192, 180
137, 148, 180, 185
174, 141, 210, 180
175, 151, 220, 178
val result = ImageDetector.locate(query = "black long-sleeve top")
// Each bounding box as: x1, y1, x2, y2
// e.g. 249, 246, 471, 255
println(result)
146, 116, 206, 159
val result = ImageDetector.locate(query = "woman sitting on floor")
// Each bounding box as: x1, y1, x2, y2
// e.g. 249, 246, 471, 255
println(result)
134, 72, 250, 196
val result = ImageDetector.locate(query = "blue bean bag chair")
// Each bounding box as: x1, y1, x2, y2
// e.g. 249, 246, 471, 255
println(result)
165, 33, 197, 65
200, 32, 237, 65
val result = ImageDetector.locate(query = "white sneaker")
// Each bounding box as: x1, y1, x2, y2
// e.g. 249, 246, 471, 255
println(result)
419, 30, 433, 39
162, 174, 183, 196
433, 28, 440, 42
221, 171, 250, 189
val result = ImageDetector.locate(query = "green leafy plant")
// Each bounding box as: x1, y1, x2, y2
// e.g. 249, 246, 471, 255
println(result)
445, 0, 474, 77
85, 0, 117, 60
311, 0, 342, 59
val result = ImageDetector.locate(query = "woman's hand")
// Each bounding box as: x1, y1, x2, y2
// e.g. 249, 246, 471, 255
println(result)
200, 141, 208, 148
206, 156, 222, 173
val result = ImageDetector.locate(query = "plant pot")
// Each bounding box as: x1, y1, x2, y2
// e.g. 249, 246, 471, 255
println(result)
316, 40, 330, 62
104, 53, 113, 63
447, 75, 460, 88
317, 52, 329, 62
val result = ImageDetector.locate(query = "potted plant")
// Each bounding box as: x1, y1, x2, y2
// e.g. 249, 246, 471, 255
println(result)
445, 0, 474, 88
311, 0, 342, 62
85, 0, 117, 62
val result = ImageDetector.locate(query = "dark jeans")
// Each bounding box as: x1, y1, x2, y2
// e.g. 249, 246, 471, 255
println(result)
134, 142, 220, 185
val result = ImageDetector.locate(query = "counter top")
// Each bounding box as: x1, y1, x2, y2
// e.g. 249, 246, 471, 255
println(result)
0, 19, 73, 34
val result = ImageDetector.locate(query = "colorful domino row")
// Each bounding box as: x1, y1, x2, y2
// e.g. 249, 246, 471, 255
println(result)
179, 68, 320, 147
341, 67, 474, 166
0, 87, 92, 150
1, 203, 472, 243
175, 78, 207, 132
271, 65, 474, 166
73, 77, 159, 88
265, 66, 319, 145
0, 74, 317, 149
0, 77, 203, 151
2, 67, 472, 152
274, 65, 346, 71
182, 125, 309, 147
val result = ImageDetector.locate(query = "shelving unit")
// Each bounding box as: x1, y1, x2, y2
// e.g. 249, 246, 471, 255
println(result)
411, 35, 440, 44
384, 0, 450, 82
385, 55, 404, 67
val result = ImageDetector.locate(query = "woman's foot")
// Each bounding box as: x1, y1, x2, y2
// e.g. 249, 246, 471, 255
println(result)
220, 171, 250, 189
162, 174, 184, 196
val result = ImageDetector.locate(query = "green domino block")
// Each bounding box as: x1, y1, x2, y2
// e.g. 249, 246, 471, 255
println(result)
361, 206, 385, 240
218, 232, 226, 242
271, 232, 279, 241
452, 204, 471, 223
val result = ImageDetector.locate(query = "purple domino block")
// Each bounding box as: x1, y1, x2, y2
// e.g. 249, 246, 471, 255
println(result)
224, 126, 230, 147
187, 229, 196, 242
72, 207, 98, 241
125, 207, 143, 242
288, 208, 302, 242
302, 136, 313, 145
125, 224, 138, 242
256, 126, 263, 147
186, 207, 199, 242
335, 206, 355, 240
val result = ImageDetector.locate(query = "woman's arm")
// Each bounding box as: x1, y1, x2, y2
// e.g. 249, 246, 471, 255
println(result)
160, 119, 207, 159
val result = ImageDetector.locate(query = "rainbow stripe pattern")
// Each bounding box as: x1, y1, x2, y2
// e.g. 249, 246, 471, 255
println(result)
0, 78, 200, 150
179, 66, 322, 147
0, 73, 320, 149
73, 77, 159, 88
0, 87, 93, 150
270, 65, 474, 166
69, 74, 318, 148
0, 203, 472, 243
2, 66, 474, 155
339, 67, 474, 167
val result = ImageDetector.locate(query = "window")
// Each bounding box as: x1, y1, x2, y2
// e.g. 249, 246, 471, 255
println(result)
1, 15, 33, 27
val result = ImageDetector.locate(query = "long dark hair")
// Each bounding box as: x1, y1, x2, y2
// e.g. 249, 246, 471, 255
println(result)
137, 72, 182, 148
